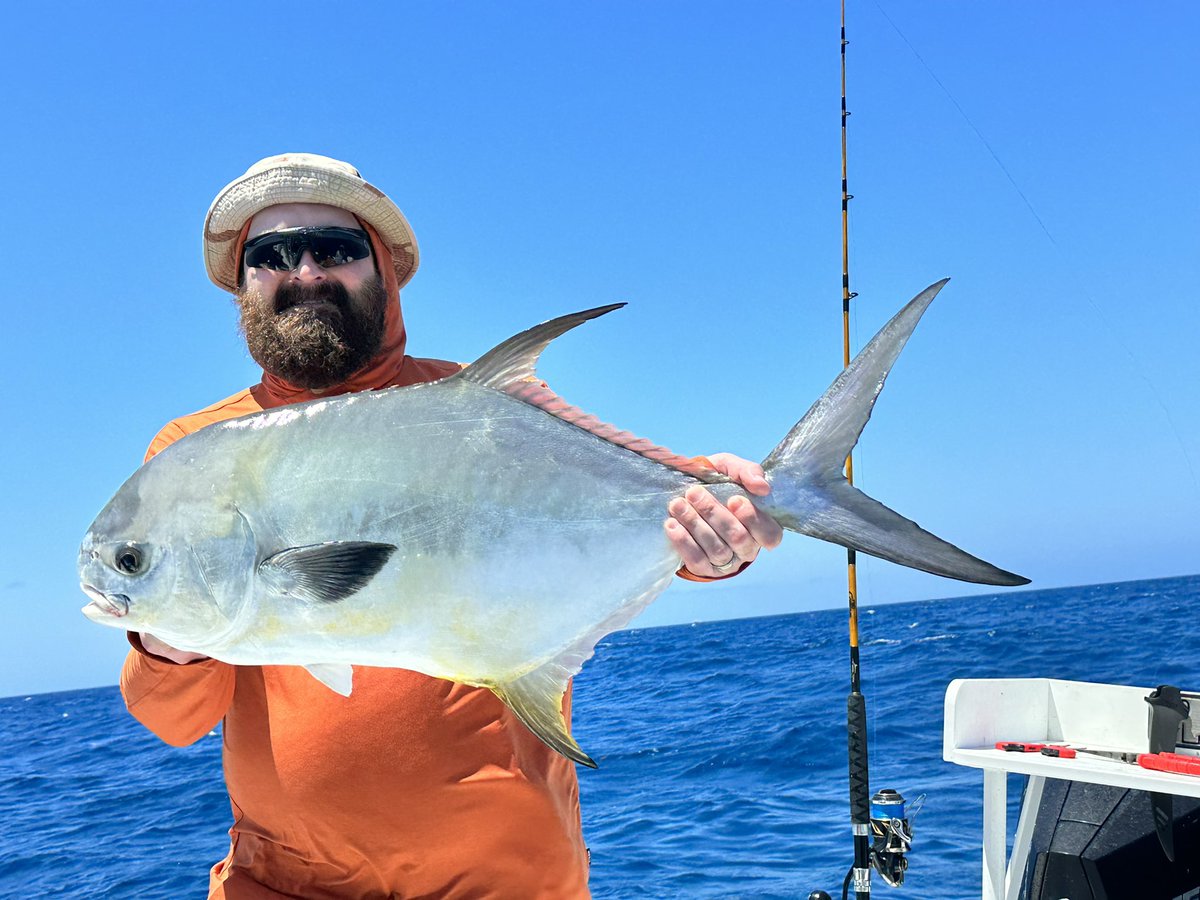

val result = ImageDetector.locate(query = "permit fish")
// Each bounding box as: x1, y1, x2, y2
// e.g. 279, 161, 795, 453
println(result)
79, 280, 1026, 766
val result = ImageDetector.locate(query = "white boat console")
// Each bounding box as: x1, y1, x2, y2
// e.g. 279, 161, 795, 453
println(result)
943, 678, 1200, 900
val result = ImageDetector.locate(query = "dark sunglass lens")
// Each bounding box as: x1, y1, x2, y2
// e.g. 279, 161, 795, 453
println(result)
244, 238, 290, 270
244, 228, 370, 271
310, 232, 371, 268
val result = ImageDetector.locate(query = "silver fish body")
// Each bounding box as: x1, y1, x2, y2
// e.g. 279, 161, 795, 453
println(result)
80, 281, 1027, 765
86, 381, 689, 674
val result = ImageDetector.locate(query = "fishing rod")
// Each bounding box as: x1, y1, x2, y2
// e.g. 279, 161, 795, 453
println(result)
840, 2, 872, 895
811, 6, 917, 900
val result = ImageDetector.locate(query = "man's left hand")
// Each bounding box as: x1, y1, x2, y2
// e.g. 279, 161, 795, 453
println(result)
664, 453, 784, 578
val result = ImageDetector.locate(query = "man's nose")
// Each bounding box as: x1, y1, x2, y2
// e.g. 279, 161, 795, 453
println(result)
289, 250, 327, 282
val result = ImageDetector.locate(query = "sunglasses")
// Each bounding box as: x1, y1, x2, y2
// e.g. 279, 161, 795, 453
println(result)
243, 226, 373, 272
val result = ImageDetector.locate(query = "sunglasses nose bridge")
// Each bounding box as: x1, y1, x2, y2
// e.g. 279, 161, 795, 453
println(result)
287, 247, 328, 281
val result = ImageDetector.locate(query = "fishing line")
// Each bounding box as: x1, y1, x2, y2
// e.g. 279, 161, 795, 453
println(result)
869, 0, 1198, 492
871, 0, 1055, 248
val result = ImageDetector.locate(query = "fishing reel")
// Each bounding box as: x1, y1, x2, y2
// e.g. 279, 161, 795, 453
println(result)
815, 789, 925, 900
868, 788, 923, 887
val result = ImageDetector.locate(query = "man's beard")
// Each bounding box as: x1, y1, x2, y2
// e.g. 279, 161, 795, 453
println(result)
236, 276, 389, 390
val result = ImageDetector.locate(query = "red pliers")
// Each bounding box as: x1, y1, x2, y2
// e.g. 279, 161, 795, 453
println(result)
996, 741, 1200, 776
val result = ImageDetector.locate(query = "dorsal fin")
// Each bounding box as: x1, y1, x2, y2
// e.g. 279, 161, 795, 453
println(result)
458, 305, 723, 481
460, 304, 626, 389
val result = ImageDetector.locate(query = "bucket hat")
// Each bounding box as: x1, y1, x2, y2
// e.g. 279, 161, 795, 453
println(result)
203, 153, 419, 293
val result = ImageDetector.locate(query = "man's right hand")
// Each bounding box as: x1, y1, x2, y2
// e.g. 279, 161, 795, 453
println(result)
139, 633, 210, 664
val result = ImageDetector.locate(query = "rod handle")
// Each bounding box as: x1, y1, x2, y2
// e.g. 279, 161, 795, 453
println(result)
848, 691, 871, 823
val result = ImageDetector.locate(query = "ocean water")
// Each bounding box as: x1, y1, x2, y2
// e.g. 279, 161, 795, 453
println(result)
2, 574, 1196, 899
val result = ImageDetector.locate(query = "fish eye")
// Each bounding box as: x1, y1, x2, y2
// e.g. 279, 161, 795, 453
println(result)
115, 544, 144, 575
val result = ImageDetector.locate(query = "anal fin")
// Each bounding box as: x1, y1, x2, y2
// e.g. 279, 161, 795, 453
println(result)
304, 663, 355, 696
492, 664, 596, 768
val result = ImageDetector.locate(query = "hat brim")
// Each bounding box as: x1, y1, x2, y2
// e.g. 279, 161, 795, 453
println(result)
203, 163, 418, 293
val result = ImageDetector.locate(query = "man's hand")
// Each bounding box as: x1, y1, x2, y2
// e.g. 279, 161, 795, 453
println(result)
139, 633, 210, 664
664, 452, 784, 578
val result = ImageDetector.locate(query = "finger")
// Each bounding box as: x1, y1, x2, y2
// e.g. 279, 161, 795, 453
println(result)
668, 493, 731, 559
139, 632, 209, 664
681, 487, 744, 556
708, 453, 771, 497
664, 516, 740, 579
739, 469, 772, 497
664, 517, 719, 573
679, 487, 759, 562
728, 495, 784, 550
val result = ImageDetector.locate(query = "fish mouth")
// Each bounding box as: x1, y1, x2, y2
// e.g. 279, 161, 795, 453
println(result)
81, 584, 130, 619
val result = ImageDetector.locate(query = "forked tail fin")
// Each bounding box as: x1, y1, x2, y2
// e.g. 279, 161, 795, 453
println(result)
758, 279, 1029, 586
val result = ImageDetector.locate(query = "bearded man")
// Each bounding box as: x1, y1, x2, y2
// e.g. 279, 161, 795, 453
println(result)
122, 153, 781, 899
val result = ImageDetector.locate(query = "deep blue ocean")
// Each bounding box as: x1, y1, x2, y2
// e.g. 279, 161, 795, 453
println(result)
3, 574, 1196, 899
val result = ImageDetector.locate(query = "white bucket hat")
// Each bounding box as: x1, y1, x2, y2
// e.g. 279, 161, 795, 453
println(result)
203, 153, 419, 294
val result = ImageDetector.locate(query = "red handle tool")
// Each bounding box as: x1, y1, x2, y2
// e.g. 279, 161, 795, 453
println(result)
1040, 746, 1076, 758
1029, 744, 1200, 776
995, 741, 1048, 752
1138, 753, 1200, 776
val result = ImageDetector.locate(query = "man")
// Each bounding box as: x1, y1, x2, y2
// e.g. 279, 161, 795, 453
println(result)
122, 153, 782, 899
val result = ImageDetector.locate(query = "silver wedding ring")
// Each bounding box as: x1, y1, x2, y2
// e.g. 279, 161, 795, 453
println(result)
712, 553, 739, 573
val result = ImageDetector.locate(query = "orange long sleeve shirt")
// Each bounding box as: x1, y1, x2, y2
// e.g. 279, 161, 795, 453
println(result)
120, 353, 590, 899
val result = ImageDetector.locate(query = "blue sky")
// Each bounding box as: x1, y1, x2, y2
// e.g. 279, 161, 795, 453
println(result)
2, 2, 1196, 697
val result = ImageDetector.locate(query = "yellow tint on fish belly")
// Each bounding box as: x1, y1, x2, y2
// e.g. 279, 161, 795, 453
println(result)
246, 609, 291, 646
313, 605, 399, 639
419, 603, 536, 683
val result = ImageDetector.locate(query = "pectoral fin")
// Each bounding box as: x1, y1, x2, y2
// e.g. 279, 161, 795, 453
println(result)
259, 541, 397, 603
304, 663, 354, 696
492, 664, 596, 768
